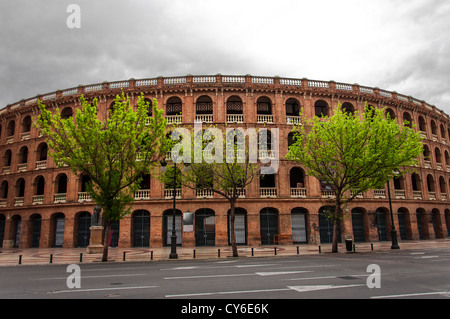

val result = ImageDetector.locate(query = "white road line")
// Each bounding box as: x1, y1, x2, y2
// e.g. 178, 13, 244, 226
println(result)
371, 291, 450, 299
284, 274, 368, 281
166, 288, 291, 298
165, 270, 312, 280
50, 285, 158, 294
165, 273, 254, 280
33, 274, 146, 281
288, 284, 365, 293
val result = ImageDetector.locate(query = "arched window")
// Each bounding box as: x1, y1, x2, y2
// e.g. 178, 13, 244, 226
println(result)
22, 116, 32, 133
403, 112, 413, 128
342, 102, 355, 115
257, 96, 272, 115
166, 96, 182, 115
286, 98, 300, 116
314, 100, 328, 118
61, 107, 73, 119
418, 116, 427, 132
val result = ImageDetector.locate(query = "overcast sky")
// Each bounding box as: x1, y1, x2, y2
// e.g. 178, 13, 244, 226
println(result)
1, 0, 449, 114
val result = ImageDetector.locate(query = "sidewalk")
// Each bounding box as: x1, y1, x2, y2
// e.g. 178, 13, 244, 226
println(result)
0, 238, 449, 267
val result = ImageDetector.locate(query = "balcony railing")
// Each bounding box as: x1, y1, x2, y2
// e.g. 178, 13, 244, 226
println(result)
18, 163, 27, 172
21, 132, 31, 141
227, 188, 246, 198
290, 188, 306, 198
413, 191, 422, 199
257, 115, 273, 124
441, 193, 447, 201
196, 188, 214, 198
321, 190, 336, 199
14, 197, 24, 206
166, 115, 182, 125
436, 163, 443, 171
394, 190, 406, 199
429, 192, 436, 200
195, 114, 213, 123
54, 193, 67, 203
134, 189, 150, 200
6, 136, 14, 144
164, 188, 181, 199
32, 195, 44, 205
286, 116, 301, 125
226, 114, 244, 123
373, 189, 386, 198
3, 166, 11, 174
260, 187, 277, 198
36, 160, 47, 170
78, 192, 92, 202
0, 199, 6, 207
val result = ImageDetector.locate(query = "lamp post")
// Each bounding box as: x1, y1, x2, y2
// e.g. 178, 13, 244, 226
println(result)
161, 158, 178, 259
386, 179, 400, 250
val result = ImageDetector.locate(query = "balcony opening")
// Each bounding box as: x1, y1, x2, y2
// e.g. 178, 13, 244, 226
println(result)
342, 102, 355, 115
22, 116, 32, 133
6, 120, 15, 137
418, 116, 427, 132
61, 107, 73, 119
403, 112, 413, 128
314, 100, 329, 118
195, 95, 213, 123
385, 108, 395, 120
226, 96, 243, 123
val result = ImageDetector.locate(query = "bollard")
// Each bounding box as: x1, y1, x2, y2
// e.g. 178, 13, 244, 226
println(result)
353, 244, 356, 252
371, 243, 374, 251
80, 253, 83, 263
297, 246, 300, 255
123, 252, 126, 261
251, 248, 254, 256
319, 245, 321, 254
150, 251, 153, 261
218, 249, 220, 258
49, 254, 53, 264
274, 247, 277, 256
18, 255, 22, 265
193, 249, 196, 259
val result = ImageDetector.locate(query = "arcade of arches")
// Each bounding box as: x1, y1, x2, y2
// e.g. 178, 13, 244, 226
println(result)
1, 204, 448, 248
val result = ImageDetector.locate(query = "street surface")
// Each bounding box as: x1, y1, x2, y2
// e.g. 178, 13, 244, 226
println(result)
0, 246, 449, 301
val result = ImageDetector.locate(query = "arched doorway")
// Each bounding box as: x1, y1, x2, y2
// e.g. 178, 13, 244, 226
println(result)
132, 210, 150, 247
416, 208, 428, 240
0, 214, 5, 247
30, 214, 42, 248
195, 208, 215, 246
375, 208, 389, 242
351, 208, 366, 242
397, 208, 409, 240
77, 212, 91, 248
291, 208, 308, 244
53, 213, 65, 248
163, 209, 182, 246
11, 215, 21, 248
260, 208, 279, 245
227, 208, 247, 245
318, 206, 340, 244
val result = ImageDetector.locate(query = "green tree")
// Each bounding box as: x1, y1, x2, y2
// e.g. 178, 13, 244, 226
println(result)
287, 103, 423, 253
164, 126, 259, 257
36, 93, 168, 261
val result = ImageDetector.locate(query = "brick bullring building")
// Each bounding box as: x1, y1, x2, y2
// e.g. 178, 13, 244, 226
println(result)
0, 74, 449, 249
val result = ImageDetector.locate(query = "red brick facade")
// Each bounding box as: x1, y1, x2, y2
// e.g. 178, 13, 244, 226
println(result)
0, 75, 449, 249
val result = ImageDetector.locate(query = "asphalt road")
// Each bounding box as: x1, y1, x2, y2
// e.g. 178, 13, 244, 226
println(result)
0, 247, 449, 303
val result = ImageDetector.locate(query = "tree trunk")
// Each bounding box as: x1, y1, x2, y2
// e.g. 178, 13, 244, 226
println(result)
229, 199, 239, 257
331, 203, 342, 253
101, 221, 111, 262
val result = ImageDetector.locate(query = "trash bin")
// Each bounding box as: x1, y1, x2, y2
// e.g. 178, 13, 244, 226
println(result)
345, 239, 353, 252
